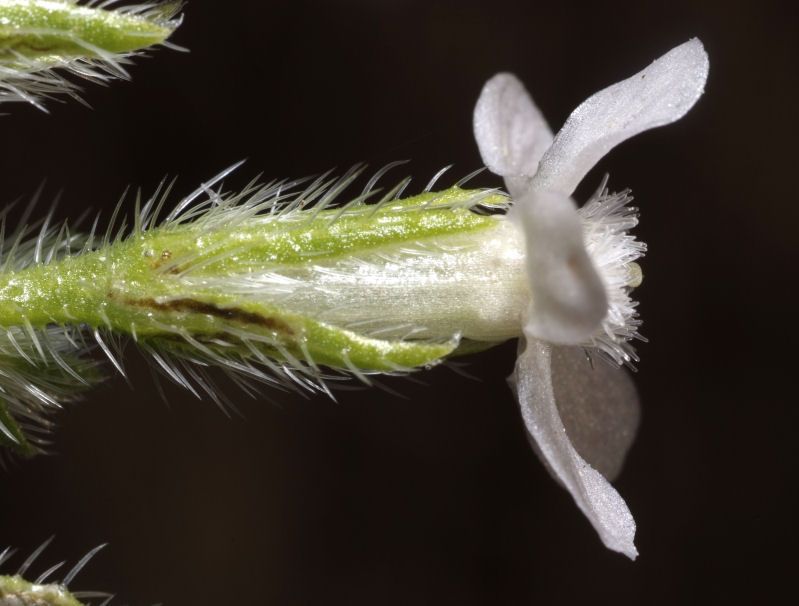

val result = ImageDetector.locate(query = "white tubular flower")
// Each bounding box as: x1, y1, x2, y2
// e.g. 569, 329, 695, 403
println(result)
474, 39, 709, 558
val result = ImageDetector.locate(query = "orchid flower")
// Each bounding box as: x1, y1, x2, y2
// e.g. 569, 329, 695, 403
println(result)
473, 39, 709, 558
0, 25, 706, 565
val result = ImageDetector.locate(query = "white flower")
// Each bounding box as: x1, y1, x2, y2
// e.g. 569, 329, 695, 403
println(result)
473, 39, 709, 558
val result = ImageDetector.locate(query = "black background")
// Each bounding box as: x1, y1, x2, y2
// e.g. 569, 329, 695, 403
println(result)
2, 0, 797, 603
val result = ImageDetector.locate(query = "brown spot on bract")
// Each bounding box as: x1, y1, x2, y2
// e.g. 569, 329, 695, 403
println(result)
125, 295, 294, 335
149, 250, 182, 274
151, 249, 172, 268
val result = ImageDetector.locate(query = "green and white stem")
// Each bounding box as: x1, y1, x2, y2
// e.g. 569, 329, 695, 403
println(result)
0, 0, 182, 110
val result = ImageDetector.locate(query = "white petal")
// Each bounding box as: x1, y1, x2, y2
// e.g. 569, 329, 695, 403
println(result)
473, 72, 554, 198
512, 190, 608, 344
510, 338, 637, 559
532, 38, 709, 195
551, 345, 640, 481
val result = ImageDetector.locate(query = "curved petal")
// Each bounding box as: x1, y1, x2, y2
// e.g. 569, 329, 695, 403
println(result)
512, 190, 608, 344
473, 72, 554, 198
551, 345, 640, 481
532, 38, 709, 195
510, 338, 637, 559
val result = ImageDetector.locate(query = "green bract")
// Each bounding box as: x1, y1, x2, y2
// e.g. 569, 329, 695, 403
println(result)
0, 0, 177, 59
0, 176, 513, 455
0, 0, 182, 109
0, 185, 507, 372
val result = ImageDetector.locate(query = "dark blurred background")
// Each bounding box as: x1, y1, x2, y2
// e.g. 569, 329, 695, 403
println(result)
2, 0, 796, 603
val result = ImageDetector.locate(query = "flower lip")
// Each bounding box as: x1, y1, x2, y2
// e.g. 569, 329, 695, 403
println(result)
512, 188, 609, 345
